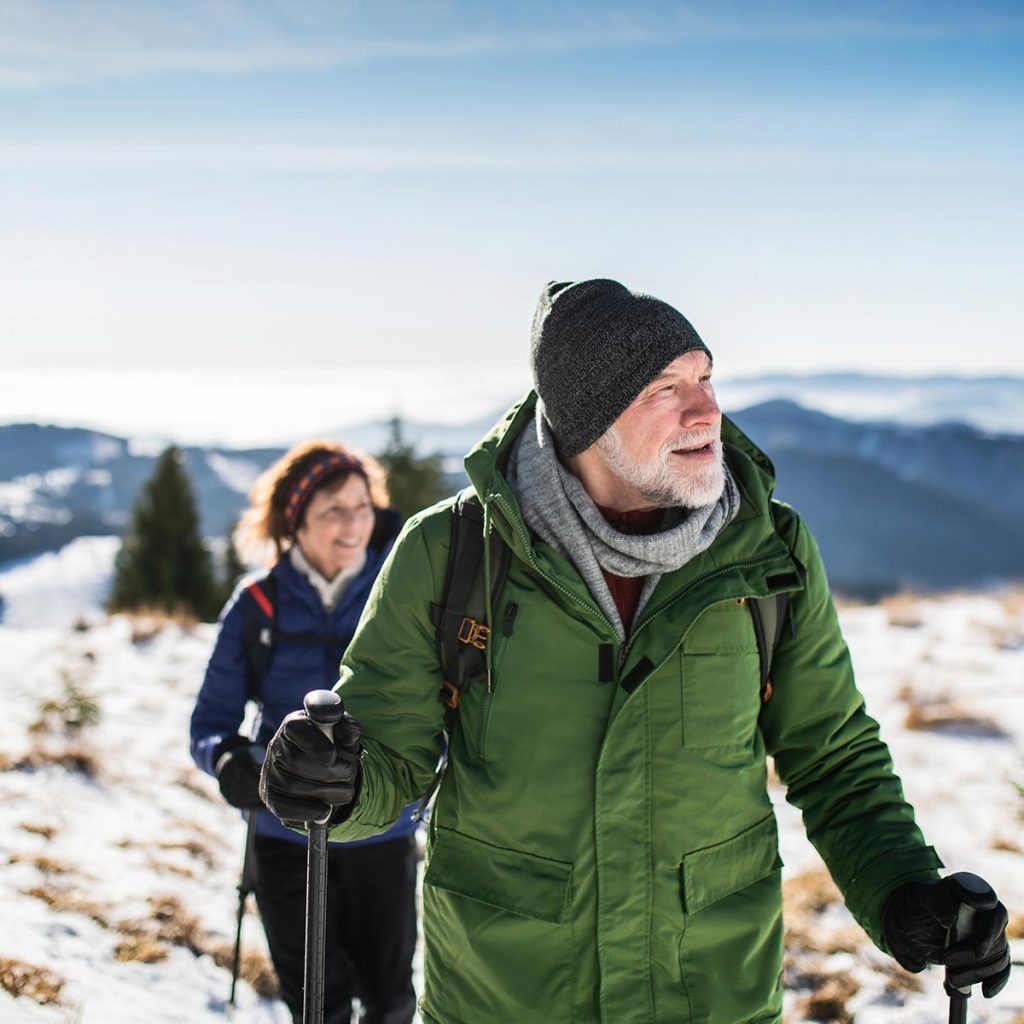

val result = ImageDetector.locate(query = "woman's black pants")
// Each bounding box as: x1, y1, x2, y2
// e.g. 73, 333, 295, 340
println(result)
253, 832, 418, 1024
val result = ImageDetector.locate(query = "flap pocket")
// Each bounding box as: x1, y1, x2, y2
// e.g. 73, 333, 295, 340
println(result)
681, 814, 783, 915
425, 826, 572, 924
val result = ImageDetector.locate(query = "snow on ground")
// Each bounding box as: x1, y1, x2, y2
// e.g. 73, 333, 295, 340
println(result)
0, 592, 1022, 1022
0, 537, 119, 629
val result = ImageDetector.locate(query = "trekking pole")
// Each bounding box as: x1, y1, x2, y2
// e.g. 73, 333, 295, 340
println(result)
302, 690, 346, 1024
228, 808, 258, 1014
943, 872, 996, 1024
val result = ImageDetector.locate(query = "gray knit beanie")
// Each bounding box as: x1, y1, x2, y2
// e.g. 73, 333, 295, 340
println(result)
530, 279, 711, 457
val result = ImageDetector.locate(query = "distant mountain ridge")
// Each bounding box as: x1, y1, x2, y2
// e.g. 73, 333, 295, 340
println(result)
2, 394, 1024, 598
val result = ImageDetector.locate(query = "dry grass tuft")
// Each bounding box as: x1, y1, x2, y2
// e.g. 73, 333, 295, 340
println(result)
175, 767, 217, 800
992, 835, 1022, 853
18, 821, 57, 841
206, 938, 280, 999
874, 959, 924, 996
790, 969, 860, 1024
0, 957, 65, 1006
880, 592, 925, 628
113, 933, 169, 964
146, 858, 196, 879
9, 853, 75, 875
2, 742, 102, 778
1007, 913, 1024, 940
122, 607, 198, 643
903, 699, 1005, 737
25, 882, 113, 928
784, 869, 842, 917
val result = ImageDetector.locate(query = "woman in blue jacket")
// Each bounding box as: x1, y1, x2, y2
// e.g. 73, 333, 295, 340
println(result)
190, 441, 417, 1024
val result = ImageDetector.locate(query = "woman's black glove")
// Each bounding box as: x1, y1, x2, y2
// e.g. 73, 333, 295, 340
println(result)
214, 737, 265, 809
259, 707, 362, 827
881, 874, 1011, 997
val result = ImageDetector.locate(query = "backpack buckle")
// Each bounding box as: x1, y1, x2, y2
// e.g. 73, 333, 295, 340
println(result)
457, 616, 490, 650
441, 680, 461, 709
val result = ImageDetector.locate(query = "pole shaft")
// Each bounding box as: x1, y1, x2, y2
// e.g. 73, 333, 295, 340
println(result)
303, 822, 329, 1024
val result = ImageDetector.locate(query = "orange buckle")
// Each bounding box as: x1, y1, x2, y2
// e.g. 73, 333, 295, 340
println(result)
441, 680, 461, 709
458, 616, 491, 650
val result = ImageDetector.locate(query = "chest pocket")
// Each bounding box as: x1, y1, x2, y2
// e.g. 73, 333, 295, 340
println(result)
680, 600, 762, 765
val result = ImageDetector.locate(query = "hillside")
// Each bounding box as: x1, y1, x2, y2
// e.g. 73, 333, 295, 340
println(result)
0, 591, 1023, 1020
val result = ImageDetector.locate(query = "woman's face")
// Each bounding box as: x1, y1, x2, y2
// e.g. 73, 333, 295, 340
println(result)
295, 473, 375, 580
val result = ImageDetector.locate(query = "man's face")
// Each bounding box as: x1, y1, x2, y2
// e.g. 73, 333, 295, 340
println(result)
594, 349, 724, 509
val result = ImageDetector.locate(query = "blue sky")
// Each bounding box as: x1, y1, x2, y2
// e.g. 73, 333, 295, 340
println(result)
1, 0, 1022, 380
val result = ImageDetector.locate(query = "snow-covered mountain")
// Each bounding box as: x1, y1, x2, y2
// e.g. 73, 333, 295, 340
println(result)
0, 592, 1021, 1021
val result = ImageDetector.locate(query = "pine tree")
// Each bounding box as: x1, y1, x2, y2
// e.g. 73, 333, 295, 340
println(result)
107, 446, 219, 620
377, 416, 447, 520
213, 519, 248, 612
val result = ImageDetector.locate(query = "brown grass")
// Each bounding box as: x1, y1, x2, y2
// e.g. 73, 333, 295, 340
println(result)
25, 882, 113, 928
790, 969, 859, 1024
1, 741, 102, 777
874, 959, 924, 996
0, 957, 65, 1006
992, 835, 1022, 853
113, 933, 169, 964
784, 869, 842, 917
1007, 913, 1024, 940
205, 939, 280, 1000
18, 821, 57, 841
120, 607, 199, 643
175, 767, 217, 800
880, 592, 925, 628
118, 836, 217, 870
9, 853, 75, 875
903, 699, 1005, 736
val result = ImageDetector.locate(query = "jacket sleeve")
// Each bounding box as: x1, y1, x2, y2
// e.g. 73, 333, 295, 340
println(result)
327, 513, 448, 842
759, 506, 942, 949
189, 586, 253, 776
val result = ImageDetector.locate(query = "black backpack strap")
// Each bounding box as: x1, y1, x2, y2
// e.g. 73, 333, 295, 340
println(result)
241, 573, 277, 700
430, 489, 511, 729
747, 594, 790, 702
241, 570, 349, 700
416, 490, 511, 820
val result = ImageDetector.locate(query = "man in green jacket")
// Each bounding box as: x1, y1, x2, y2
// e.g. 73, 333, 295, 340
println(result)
261, 279, 1010, 1024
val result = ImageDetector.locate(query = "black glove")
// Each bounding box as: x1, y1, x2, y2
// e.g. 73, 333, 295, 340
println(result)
259, 706, 362, 827
881, 874, 1011, 997
214, 737, 265, 809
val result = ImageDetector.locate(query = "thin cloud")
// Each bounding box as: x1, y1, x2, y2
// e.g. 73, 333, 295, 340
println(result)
0, 140, 1016, 181
1, 1, 1021, 91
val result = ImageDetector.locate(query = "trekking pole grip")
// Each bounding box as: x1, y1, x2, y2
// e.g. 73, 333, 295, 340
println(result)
944, 872, 995, 1024
304, 689, 345, 734
303, 690, 345, 826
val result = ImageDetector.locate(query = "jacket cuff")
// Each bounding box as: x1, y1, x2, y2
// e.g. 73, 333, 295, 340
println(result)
845, 846, 944, 948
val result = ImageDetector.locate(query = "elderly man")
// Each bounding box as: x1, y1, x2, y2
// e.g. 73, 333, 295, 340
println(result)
261, 280, 1009, 1024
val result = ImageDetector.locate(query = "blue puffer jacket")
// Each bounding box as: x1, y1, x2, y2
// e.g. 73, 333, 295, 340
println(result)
190, 510, 418, 845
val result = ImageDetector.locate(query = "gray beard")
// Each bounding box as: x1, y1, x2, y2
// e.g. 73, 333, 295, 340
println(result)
594, 425, 726, 508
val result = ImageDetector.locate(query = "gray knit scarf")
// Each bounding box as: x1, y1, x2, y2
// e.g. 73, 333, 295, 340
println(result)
506, 405, 740, 641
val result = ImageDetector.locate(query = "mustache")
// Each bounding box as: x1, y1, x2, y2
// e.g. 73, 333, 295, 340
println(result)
660, 429, 721, 453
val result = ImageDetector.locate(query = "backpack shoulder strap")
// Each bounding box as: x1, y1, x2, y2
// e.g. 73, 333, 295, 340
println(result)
430, 488, 511, 725
241, 572, 277, 699
747, 593, 789, 702
416, 491, 512, 820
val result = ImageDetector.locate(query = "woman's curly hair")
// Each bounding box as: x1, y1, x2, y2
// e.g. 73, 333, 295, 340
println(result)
236, 440, 389, 566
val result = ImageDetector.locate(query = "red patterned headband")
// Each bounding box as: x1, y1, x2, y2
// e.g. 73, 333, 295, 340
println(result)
285, 452, 366, 533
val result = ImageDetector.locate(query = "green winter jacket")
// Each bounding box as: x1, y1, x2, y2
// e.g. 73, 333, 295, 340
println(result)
329, 394, 942, 1024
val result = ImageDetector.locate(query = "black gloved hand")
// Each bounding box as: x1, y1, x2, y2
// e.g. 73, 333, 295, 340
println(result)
259, 706, 363, 827
881, 874, 1011, 997
214, 737, 265, 809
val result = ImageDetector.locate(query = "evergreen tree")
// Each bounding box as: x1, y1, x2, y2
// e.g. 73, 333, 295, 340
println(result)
213, 520, 248, 612
107, 446, 219, 620
377, 416, 447, 520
